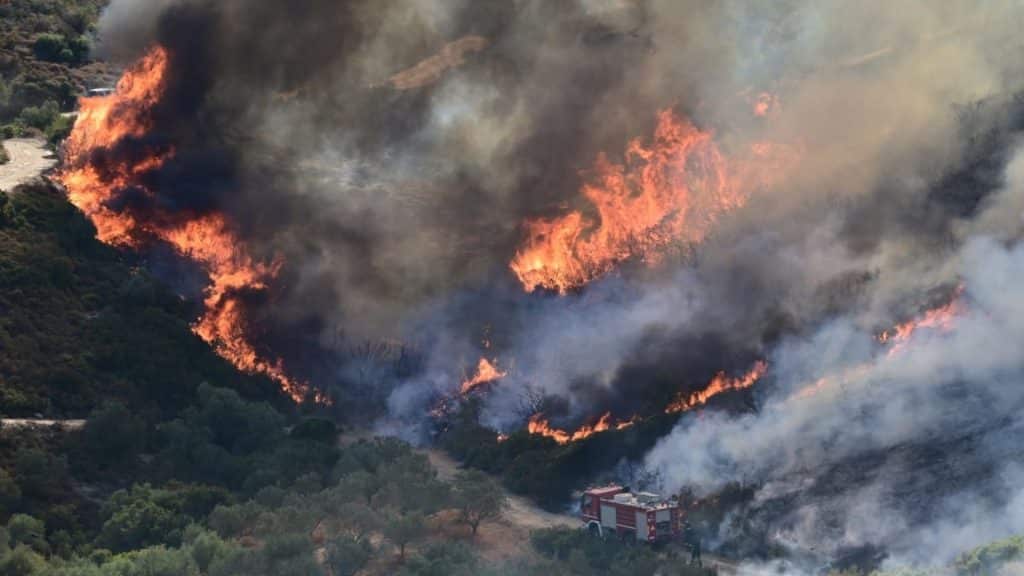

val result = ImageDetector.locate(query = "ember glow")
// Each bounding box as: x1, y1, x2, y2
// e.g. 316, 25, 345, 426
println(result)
752, 92, 779, 117
528, 412, 636, 445
510, 109, 794, 293
665, 361, 768, 414
460, 357, 507, 395
57, 46, 309, 402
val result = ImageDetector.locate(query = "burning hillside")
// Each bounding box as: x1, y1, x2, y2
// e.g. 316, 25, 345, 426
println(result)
58, 46, 308, 402
48, 0, 1024, 571
510, 110, 796, 294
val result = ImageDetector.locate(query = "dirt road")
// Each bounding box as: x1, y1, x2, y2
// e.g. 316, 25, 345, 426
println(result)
0, 138, 57, 192
423, 448, 576, 561
0, 419, 86, 430
425, 448, 577, 531
425, 448, 744, 572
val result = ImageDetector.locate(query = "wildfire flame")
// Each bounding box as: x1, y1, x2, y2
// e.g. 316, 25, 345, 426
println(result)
877, 286, 965, 357
510, 109, 795, 293
523, 288, 963, 442
665, 361, 768, 414
387, 35, 488, 90
460, 357, 507, 395
528, 412, 636, 445
752, 92, 779, 117
792, 288, 966, 401
57, 46, 310, 402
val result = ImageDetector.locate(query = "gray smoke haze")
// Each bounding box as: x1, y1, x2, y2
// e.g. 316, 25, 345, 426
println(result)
91, 0, 1024, 567
645, 143, 1024, 570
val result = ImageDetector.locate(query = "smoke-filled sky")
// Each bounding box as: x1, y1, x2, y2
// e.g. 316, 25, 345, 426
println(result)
88, 0, 1024, 570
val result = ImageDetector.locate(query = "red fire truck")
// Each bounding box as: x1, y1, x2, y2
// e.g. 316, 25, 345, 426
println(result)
580, 485, 683, 543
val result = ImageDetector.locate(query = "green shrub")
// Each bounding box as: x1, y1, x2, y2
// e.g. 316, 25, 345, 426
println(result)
32, 35, 89, 64
46, 114, 75, 146
6, 514, 48, 555
0, 544, 47, 576
32, 34, 69, 63
17, 100, 59, 131
955, 534, 1024, 576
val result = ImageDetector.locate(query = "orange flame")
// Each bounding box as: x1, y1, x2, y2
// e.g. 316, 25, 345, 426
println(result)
528, 412, 636, 445
57, 46, 310, 402
793, 289, 966, 401
877, 286, 965, 357
665, 361, 768, 414
460, 357, 507, 395
751, 92, 779, 117
60, 47, 170, 246
510, 109, 795, 293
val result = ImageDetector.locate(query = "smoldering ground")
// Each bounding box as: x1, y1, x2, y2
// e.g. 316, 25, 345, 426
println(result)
89, 0, 1024, 567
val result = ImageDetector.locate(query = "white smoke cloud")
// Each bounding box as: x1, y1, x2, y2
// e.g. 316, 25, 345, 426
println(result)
645, 144, 1024, 569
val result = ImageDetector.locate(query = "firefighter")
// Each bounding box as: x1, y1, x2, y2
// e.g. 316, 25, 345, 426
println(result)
690, 536, 702, 567
683, 521, 702, 567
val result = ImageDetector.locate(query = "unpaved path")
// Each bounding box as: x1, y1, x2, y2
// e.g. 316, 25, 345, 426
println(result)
423, 448, 576, 562
0, 138, 57, 192
425, 448, 576, 531
1, 419, 86, 430
425, 449, 745, 571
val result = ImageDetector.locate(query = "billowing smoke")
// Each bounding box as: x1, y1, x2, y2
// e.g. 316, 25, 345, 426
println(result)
79, 0, 1024, 568
643, 143, 1024, 569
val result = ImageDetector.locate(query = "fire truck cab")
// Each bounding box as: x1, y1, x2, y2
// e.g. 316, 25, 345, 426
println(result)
580, 485, 682, 543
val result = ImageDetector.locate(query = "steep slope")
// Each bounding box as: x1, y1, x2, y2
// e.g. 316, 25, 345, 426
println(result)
0, 181, 283, 417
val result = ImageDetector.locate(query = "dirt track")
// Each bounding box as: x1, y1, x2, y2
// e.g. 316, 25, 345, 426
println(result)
423, 448, 576, 562
0, 419, 86, 430
425, 448, 576, 531
0, 138, 57, 192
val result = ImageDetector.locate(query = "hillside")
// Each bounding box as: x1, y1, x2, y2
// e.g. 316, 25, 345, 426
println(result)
0, 0, 112, 143
0, 182, 283, 417
2, 1, 1024, 575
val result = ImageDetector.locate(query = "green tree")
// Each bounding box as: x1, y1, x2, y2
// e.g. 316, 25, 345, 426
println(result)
207, 503, 261, 539
376, 453, 449, 514
326, 535, 373, 576
32, 34, 68, 63
399, 542, 478, 576
328, 501, 381, 544
260, 532, 319, 576
452, 470, 507, 537
0, 469, 20, 516
187, 529, 231, 574
17, 100, 59, 131
13, 447, 68, 502
80, 401, 147, 472
6, 514, 47, 555
384, 513, 427, 562
290, 418, 337, 444
103, 546, 199, 576
0, 544, 46, 576
338, 470, 380, 507
98, 486, 193, 552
